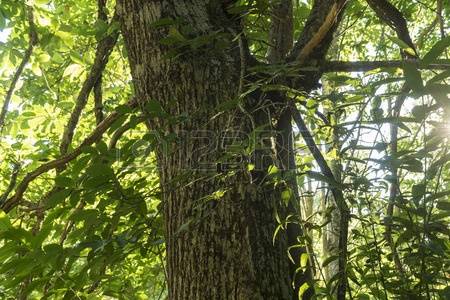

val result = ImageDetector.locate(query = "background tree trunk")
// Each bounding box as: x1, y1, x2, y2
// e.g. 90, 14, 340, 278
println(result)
118, 1, 294, 299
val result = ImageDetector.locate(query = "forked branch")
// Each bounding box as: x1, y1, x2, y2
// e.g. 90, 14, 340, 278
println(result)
59, 11, 120, 155
289, 0, 348, 64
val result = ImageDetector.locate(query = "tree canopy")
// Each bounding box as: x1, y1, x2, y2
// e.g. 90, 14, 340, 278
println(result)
0, 0, 449, 299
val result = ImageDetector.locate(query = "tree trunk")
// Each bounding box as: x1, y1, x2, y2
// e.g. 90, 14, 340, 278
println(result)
118, 1, 294, 299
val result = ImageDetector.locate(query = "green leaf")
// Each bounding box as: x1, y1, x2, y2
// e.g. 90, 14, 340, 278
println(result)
32, 223, 52, 248
149, 18, 178, 28
0, 210, 12, 231
322, 255, 339, 268
268, 165, 279, 175
96, 140, 108, 155
62, 63, 82, 78
0, 244, 18, 262
0, 11, 5, 30
216, 97, 240, 112
70, 209, 98, 225
298, 282, 309, 298
55, 30, 74, 47
428, 69, 450, 84
396, 228, 414, 245
300, 253, 309, 268
403, 62, 423, 92
281, 189, 292, 205
37, 53, 51, 64
55, 176, 74, 187
144, 100, 167, 117
425, 84, 450, 107
411, 105, 428, 120
388, 35, 415, 53
307, 171, 344, 190
273, 224, 283, 245
412, 183, 426, 200
400, 158, 423, 173
94, 19, 109, 40
87, 162, 114, 178
175, 219, 192, 235
436, 201, 450, 211
45, 189, 71, 208
108, 114, 129, 133
12, 257, 36, 277
160, 27, 186, 46
422, 36, 450, 65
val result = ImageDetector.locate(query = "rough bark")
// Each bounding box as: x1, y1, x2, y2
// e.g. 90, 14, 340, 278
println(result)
267, 1, 314, 298
118, 1, 293, 299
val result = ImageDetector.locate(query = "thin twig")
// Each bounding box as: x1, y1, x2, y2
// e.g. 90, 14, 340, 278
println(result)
0, 163, 20, 204
385, 84, 409, 279
0, 6, 38, 133
436, 0, 445, 39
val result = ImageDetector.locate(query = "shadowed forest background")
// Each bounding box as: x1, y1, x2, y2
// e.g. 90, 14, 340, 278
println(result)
0, 0, 449, 299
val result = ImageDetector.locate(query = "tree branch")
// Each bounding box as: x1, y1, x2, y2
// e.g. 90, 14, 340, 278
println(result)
437, 0, 445, 38
288, 0, 348, 64
290, 103, 349, 300
0, 6, 38, 133
93, 77, 105, 125
109, 116, 145, 149
59, 11, 120, 155
93, 0, 109, 126
321, 59, 450, 72
385, 84, 409, 279
267, 0, 293, 63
